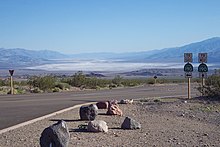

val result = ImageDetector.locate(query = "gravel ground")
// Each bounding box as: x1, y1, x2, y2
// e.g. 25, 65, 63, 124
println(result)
0, 98, 220, 147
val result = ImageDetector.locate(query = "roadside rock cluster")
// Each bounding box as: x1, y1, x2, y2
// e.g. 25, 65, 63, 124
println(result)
40, 99, 140, 147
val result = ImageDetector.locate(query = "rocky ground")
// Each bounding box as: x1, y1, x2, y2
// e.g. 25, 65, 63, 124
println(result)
0, 97, 220, 147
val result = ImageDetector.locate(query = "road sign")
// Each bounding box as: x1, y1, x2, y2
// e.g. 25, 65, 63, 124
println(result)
184, 63, 193, 72
199, 72, 207, 78
198, 53, 207, 63
185, 72, 192, 78
198, 63, 208, 72
9, 70, 14, 76
184, 53, 193, 63
154, 76, 157, 79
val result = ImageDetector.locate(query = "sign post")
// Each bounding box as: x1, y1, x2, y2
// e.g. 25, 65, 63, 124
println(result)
154, 75, 157, 85
184, 53, 193, 99
9, 70, 14, 95
198, 53, 208, 96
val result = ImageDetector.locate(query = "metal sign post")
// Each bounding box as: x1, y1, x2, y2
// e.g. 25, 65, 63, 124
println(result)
188, 77, 191, 99
154, 75, 157, 85
198, 53, 208, 97
9, 70, 14, 95
184, 53, 193, 99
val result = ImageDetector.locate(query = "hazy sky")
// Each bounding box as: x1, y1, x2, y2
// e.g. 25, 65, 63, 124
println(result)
1, 0, 220, 54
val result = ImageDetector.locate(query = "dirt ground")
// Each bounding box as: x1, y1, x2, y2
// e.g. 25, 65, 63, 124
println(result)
0, 97, 220, 147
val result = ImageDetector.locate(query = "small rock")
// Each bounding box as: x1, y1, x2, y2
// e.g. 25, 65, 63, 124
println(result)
106, 104, 123, 116
203, 133, 208, 136
121, 116, 141, 129
96, 101, 109, 109
87, 120, 108, 133
190, 115, 195, 118
119, 99, 134, 104
184, 101, 187, 103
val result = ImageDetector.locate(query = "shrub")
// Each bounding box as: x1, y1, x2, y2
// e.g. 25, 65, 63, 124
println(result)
56, 83, 71, 90
68, 71, 86, 87
112, 75, 123, 86
28, 76, 56, 91
198, 75, 220, 99
53, 87, 60, 92
147, 79, 155, 84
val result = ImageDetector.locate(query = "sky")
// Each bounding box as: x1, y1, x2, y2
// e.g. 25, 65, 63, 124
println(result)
1, 0, 220, 54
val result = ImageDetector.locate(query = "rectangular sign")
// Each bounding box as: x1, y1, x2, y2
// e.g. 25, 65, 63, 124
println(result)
184, 53, 193, 62
199, 72, 207, 78
198, 53, 207, 63
185, 72, 192, 78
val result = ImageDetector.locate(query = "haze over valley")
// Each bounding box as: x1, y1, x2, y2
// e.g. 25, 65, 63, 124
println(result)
0, 37, 219, 74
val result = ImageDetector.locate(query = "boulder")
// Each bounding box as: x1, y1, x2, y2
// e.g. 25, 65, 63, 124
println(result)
89, 104, 98, 111
96, 101, 109, 109
106, 104, 123, 116
79, 105, 98, 120
121, 117, 141, 129
87, 120, 108, 133
40, 120, 70, 147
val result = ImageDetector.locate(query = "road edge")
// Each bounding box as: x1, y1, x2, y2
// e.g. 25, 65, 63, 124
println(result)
0, 102, 95, 135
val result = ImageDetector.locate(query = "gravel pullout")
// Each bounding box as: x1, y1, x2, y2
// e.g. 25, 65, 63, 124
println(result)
0, 98, 219, 147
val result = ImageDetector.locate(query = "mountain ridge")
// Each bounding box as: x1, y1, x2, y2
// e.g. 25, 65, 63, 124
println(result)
1, 37, 220, 69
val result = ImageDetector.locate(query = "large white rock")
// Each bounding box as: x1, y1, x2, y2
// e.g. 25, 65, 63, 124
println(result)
87, 120, 108, 133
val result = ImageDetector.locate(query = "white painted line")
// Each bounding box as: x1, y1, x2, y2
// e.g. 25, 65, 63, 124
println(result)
0, 102, 96, 135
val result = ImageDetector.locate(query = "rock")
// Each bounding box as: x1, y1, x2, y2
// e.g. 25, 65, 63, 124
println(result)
40, 120, 70, 147
79, 105, 98, 120
87, 120, 108, 133
180, 113, 185, 117
119, 99, 134, 104
106, 104, 123, 116
108, 99, 118, 105
89, 104, 98, 111
121, 117, 141, 129
96, 101, 109, 109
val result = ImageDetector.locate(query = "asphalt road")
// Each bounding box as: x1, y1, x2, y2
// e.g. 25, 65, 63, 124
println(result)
0, 84, 199, 130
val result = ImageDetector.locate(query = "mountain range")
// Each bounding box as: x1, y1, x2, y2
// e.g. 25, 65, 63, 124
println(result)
0, 37, 220, 69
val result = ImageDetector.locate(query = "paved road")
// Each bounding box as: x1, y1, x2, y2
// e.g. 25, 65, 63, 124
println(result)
0, 84, 199, 130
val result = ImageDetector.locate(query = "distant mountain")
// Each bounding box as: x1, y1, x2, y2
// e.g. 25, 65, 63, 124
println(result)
144, 37, 220, 63
69, 37, 220, 63
0, 37, 220, 69
0, 48, 68, 68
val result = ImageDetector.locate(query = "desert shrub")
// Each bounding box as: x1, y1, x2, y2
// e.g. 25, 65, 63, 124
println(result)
0, 79, 7, 86
121, 79, 141, 87
109, 83, 117, 89
56, 82, 71, 90
85, 77, 98, 89
96, 79, 111, 88
15, 87, 26, 94
28, 76, 56, 91
52, 87, 60, 92
68, 71, 86, 87
31, 87, 43, 93
112, 75, 123, 86
147, 79, 155, 84
198, 75, 220, 99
